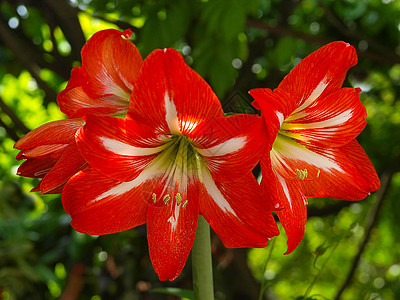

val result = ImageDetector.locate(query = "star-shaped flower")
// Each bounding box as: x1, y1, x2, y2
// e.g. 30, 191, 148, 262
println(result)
250, 41, 380, 253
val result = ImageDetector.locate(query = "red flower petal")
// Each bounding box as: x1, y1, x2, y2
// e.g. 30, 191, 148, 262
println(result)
278, 41, 358, 111
14, 119, 84, 150
262, 139, 380, 253
190, 114, 269, 183
20, 144, 67, 159
198, 165, 279, 248
57, 67, 129, 118
40, 142, 87, 194
32, 181, 65, 194
127, 48, 223, 134
260, 156, 307, 254
76, 115, 165, 182
273, 181, 307, 254
281, 88, 367, 148
17, 157, 57, 178
299, 140, 380, 200
62, 167, 147, 234
250, 88, 297, 123
270, 135, 380, 200
81, 29, 142, 100
146, 177, 199, 281
249, 89, 292, 152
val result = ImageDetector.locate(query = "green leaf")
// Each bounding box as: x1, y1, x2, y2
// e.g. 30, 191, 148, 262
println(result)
140, 0, 192, 54
270, 37, 297, 68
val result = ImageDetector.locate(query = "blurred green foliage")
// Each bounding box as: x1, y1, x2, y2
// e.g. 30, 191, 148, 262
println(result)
1, 0, 399, 299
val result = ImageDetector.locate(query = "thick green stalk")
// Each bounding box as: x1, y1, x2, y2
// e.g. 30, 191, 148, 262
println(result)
192, 216, 214, 300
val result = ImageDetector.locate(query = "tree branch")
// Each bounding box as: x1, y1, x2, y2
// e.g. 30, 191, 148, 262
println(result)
0, 96, 30, 134
0, 17, 59, 103
41, 0, 86, 61
334, 163, 397, 300
247, 19, 400, 65
0, 117, 19, 142
318, 0, 400, 64
247, 19, 329, 45
2, 0, 82, 81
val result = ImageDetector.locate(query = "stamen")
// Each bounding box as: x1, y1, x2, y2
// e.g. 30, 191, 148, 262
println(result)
152, 193, 157, 203
292, 168, 321, 181
163, 194, 170, 205
182, 200, 188, 208
295, 168, 308, 180
175, 193, 182, 205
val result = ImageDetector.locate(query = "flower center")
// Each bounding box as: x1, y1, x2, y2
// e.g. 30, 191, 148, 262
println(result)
160, 134, 202, 173
148, 134, 204, 207
271, 133, 320, 182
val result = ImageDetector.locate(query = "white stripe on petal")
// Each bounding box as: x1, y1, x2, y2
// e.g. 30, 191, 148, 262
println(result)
181, 119, 199, 133
293, 78, 329, 114
101, 137, 165, 156
306, 109, 353, 129
196, 137, 246, 157
200, 165, 237, 216
272, 135, 342, 173
164, 91, 180, 134
93, 179, 141, 203
282, 109, 353, 131
277, 174, 292, 210
92, 157, 169, 203
276, 111, 285, 126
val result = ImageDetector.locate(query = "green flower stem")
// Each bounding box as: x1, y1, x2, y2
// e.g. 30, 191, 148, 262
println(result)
192, 215, 214, 300
258, 237, 276, 300
303, 239, 341, 298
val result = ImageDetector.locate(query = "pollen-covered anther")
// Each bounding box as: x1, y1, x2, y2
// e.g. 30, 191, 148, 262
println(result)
175, 193, 182, 205
295, 168, 308, 180
163, 194, 170, 205
182, 200, 188, 208
294, 168, 321, 181
152, 193, 157, 203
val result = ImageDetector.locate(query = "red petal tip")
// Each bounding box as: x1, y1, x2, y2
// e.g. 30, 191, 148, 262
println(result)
30, 186, 41, 193
122, 29, 132, 39
251, 100, 260, 110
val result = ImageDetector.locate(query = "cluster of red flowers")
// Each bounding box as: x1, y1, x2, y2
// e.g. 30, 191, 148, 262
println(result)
14, 29, 380, 281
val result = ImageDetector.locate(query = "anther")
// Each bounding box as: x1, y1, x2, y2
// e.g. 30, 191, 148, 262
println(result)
295, 168, 308, 180
182, 200, 188, 208
163, 194, 170, 205
293, 168, 320, 181
175, 193, 182, 205
152, 193, 157, 203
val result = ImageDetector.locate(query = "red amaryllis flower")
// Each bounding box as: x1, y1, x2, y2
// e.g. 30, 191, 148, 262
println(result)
63, 48, 279, 280
15, 29, 142, 193
57, 29, 142, 118
249, 42, 380, 254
